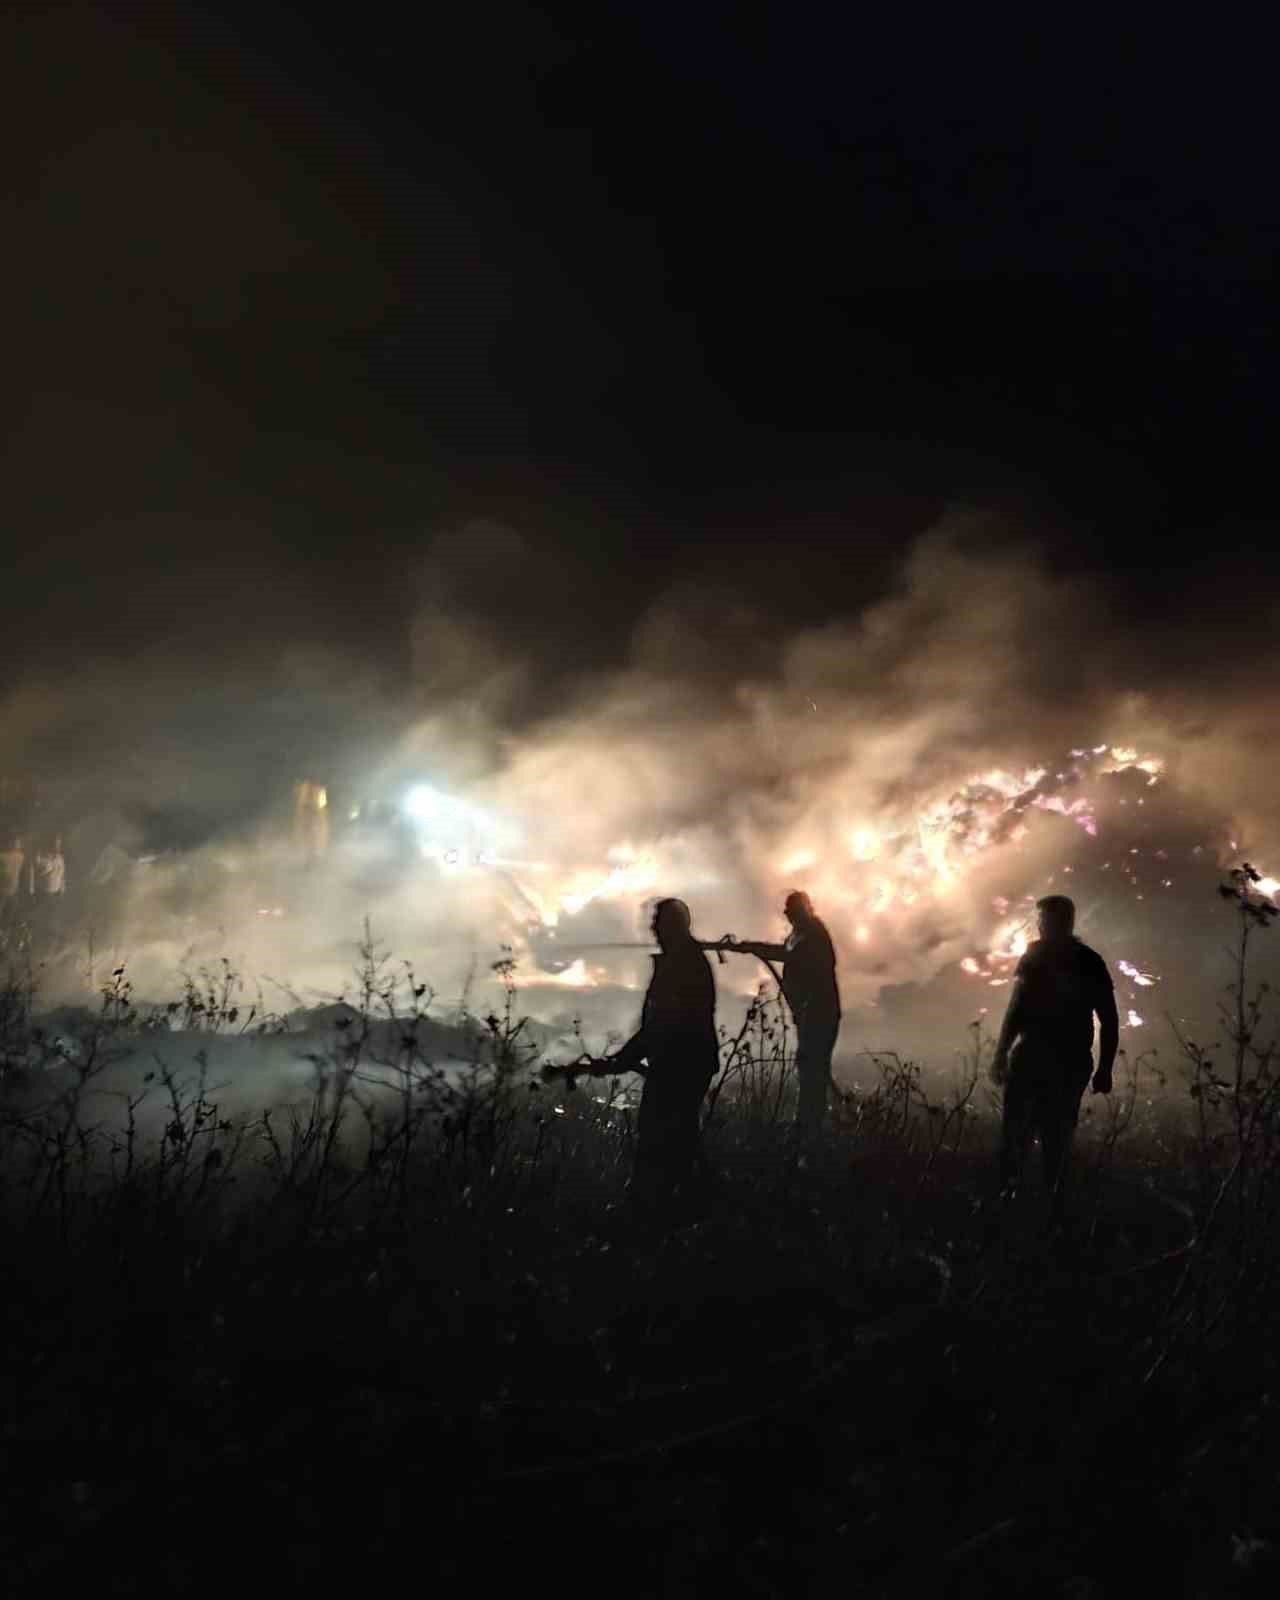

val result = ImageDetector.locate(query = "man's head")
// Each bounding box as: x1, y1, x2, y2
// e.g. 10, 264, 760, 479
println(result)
651, 897, 693, 951
1036, 894, 1076, 944
784, 890, 815, 930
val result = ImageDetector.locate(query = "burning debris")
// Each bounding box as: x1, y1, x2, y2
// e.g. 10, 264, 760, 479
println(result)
466, 735, 1268, 1059
2, 705, 1269, 1061
505, 745, 1177, 983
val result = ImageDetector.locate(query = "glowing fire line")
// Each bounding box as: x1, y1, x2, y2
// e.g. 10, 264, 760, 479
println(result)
488, 740, 1253, 1006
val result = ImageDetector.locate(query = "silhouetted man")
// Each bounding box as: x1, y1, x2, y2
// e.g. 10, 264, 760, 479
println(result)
732, 890, 841, 1136
992, 894, 1117, 1216
33, 835, 67, 940
36, 836, 66, 897
1, 837, 26, 919
593, 898, 718, 1204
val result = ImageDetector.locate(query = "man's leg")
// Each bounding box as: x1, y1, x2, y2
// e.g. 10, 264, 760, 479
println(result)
633, 1071, 709, 1207
999, 1053, 1035, 1195
632, 1078, 667, 1201
795, 1019, 838, 1138
1042, 1066, 1090, 1220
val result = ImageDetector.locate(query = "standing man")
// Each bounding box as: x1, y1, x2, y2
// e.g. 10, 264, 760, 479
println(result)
590, 897, 719, 1205
34, 836, 67, 939
35, 836, 66, 897
730, 890, 841, 1136
1, 836, 26, 919
991, 894, 1117, 1218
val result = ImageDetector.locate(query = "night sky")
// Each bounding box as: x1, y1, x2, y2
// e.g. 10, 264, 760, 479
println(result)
5, 5, 1279, 843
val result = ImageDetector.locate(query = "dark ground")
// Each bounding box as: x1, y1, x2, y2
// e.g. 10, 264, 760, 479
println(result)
2, 1083, 1276, 1599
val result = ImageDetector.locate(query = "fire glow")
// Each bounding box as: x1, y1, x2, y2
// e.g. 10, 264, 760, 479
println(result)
492, 740, 1201, 997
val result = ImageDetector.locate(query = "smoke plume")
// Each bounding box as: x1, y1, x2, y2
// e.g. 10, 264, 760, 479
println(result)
7, 507, 1277, 1081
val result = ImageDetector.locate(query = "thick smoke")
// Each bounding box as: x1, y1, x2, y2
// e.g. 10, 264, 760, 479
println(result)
8, 13, 1275, 1131
7, 508, 1277, 1088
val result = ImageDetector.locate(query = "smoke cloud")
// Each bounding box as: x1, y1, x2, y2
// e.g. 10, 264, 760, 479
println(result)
6, 505, 1276, 1086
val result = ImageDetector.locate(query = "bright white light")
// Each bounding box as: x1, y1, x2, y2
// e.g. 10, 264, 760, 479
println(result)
1127, 1009, 1144, 1027
404, 785, 445, 821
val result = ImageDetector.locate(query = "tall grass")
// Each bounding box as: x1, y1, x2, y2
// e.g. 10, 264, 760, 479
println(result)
1, 880, 1278, 1593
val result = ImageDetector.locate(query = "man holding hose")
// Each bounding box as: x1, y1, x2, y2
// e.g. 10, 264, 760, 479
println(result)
582, 897, 719, 1206
726, 890, 842, 1137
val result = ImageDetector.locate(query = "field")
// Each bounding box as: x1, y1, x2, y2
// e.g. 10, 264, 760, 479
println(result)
2, 893, 1279, 1597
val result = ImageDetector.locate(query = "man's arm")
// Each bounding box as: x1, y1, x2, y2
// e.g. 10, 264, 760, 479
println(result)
991, 979, 1025, 1084
595, 975, 656, 1075
733, 940, 788, 961
1092, 977, 1119, 1094
606, 1027, 649, 1075
599, 954, 712, 1074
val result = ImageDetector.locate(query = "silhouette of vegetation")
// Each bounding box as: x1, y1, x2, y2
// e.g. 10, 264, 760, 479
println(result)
0, 876, 1278, 1592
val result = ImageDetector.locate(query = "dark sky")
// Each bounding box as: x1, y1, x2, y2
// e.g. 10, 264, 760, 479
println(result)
5, 5, 1279, 797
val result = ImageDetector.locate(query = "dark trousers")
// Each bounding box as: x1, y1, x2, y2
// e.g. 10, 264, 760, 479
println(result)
633, 1066, 714, 1198
1000, 1039, 1092, 1211
795, 1014, 840, 1136
30, 895, 64, 942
